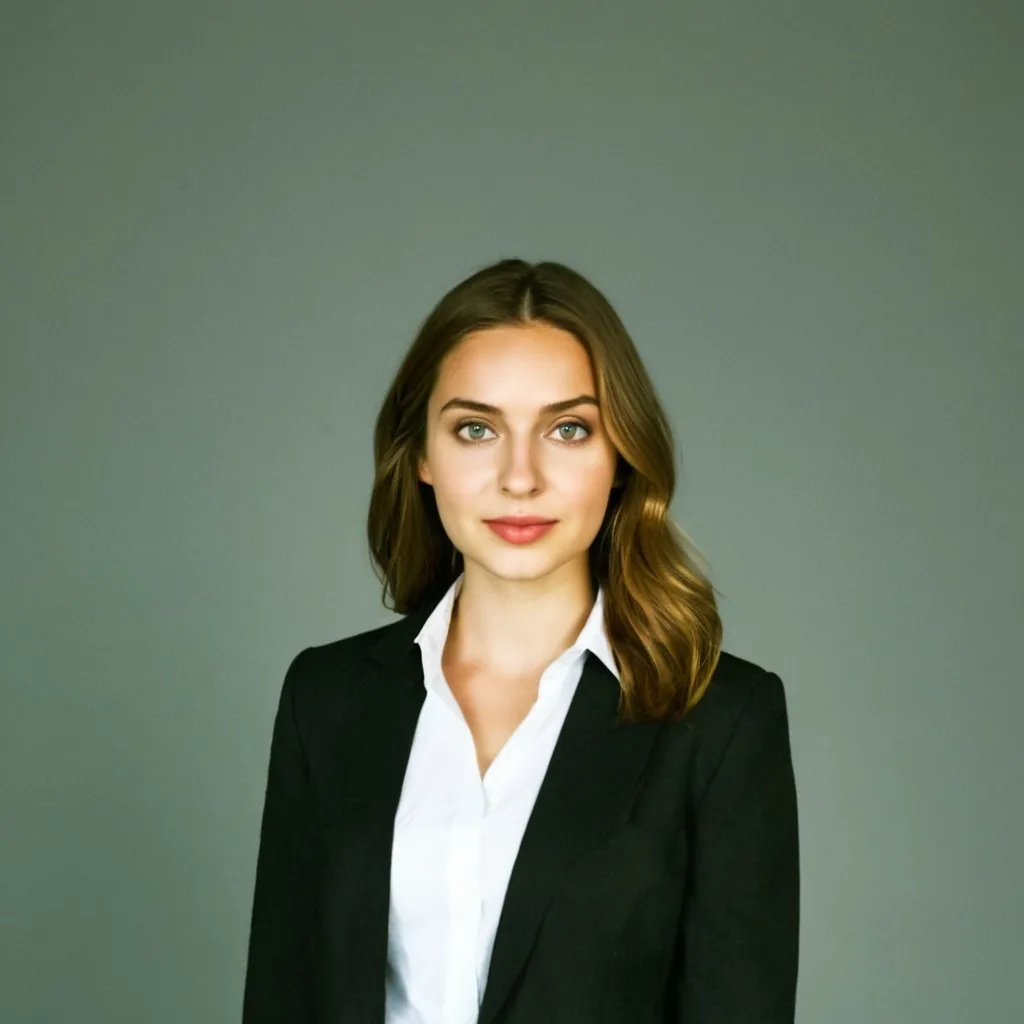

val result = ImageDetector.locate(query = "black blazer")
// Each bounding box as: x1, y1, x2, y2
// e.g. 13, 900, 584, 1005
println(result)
242, 597, 800, 1024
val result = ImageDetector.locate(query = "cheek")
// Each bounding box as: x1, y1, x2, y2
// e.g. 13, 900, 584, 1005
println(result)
430, 459, 489, 509
569, 458, 617, 505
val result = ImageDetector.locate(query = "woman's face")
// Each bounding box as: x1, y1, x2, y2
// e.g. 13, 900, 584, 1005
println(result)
418, 321, 620, 584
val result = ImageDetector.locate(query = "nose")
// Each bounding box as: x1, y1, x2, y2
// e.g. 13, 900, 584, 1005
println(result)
498, 433, 543, 496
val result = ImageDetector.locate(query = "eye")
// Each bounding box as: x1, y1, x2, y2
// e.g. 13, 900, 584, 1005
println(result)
452, 419, 592, 444
552, 420, 591, 443
455, 420, 497, 442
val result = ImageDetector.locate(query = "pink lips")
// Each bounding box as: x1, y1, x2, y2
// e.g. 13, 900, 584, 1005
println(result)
484, 518, 557, 544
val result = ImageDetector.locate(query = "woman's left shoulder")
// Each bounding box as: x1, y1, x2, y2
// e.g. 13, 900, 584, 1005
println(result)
699, 649, 789, 720
660, 651, 794, 788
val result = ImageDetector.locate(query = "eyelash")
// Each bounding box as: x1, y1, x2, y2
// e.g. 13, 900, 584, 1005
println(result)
453, 418, 592, 445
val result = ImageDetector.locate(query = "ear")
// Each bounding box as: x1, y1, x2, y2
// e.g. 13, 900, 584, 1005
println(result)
418, 455, 432, 486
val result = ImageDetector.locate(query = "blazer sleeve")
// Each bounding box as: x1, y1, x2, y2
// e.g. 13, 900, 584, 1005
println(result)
669, 670, 801, 1022
242, 648, 316, 1023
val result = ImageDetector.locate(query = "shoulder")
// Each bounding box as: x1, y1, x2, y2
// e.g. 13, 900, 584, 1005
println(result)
695, 649, 788, 725
290, 616, 404, 671
663, 649, 793, 802
277, 615, 410, 717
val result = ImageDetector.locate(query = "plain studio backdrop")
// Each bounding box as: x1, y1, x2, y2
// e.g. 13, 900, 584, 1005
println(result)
1, 1, 1020, 1021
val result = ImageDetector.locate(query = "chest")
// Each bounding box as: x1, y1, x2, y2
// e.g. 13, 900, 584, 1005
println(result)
306, 651, 701, 1024
442, 659, 544, 777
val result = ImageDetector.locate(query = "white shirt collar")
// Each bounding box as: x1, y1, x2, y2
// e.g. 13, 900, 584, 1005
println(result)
413, 572, 620, 691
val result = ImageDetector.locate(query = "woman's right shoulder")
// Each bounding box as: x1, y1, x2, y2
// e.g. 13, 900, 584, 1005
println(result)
277, 614, 413, 710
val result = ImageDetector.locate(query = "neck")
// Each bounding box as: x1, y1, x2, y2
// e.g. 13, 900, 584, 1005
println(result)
446, 559, 596, 677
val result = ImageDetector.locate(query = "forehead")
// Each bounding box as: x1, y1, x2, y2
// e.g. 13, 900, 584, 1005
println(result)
435, 323, 594, 399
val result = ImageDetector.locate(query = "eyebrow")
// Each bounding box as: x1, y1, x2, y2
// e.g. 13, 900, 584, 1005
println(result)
438, 394, 600, 416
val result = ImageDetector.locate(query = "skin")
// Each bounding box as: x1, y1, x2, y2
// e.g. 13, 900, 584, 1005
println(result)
417, 321, 620, 773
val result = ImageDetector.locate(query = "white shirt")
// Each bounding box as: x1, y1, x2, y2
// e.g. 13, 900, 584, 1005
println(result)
383, 572, 620, 1024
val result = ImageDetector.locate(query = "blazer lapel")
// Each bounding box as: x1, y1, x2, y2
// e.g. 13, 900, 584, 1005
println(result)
477, 653, 665, 1024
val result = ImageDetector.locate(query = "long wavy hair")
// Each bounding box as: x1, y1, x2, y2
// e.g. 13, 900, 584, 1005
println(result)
367, 258, 722, 723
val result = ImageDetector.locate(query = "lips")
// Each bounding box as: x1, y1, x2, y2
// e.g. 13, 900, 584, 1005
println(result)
484, 519, 557, 544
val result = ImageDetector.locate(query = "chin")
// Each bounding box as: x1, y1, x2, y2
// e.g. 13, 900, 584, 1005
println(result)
476, 554, 552, 578
471, 546, 583, 583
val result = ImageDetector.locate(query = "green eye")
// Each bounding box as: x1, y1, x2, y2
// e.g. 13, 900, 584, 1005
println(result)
556, 421, 590, 442
453, 419, 591, 444
455, 421, 495, 441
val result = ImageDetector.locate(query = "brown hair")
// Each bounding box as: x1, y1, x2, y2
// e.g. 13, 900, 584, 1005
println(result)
367, 258, 722, 722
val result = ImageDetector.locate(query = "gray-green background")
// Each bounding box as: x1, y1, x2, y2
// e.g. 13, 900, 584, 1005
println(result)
2, 2, 1021, 1021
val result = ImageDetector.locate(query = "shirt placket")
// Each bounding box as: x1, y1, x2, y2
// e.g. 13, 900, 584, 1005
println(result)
442, 725, 486, 1024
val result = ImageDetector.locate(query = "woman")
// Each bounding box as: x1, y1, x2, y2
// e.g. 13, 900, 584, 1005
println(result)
242, 258, 800, 1023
